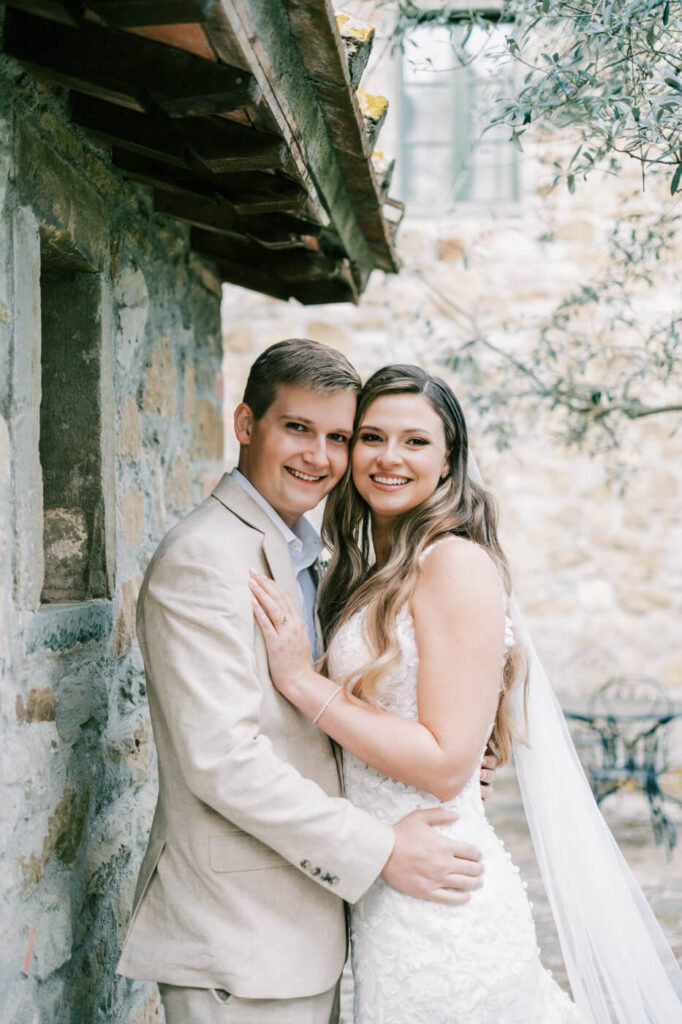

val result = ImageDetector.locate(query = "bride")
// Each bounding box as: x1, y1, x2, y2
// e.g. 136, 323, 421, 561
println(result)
250, 364, 682, 1023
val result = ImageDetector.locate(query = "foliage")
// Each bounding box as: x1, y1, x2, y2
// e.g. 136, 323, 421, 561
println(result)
436, 206, 682, 454
384, 1, 682, 193
381, 0, 682, 451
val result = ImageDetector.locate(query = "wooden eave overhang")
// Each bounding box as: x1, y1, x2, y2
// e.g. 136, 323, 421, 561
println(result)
2, 0, 404, 304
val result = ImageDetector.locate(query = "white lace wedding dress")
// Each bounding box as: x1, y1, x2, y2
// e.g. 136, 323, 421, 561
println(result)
327, 557, 583, 1024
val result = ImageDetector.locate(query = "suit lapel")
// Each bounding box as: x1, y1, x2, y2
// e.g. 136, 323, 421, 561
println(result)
211, 473, 300, 606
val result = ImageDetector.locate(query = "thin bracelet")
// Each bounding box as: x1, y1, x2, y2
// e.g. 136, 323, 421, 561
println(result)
312, 685, 343, 726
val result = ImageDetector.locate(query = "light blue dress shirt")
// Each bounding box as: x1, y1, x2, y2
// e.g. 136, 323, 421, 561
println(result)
230, 468, 322, 658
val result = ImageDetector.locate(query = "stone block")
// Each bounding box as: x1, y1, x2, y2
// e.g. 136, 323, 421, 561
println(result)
133, 988, 162, 1024
114, 576, 143, 659
115, 265, 150, 371
142, 335, 177, 418
661, 655, 682, 689
618, 588, 672, 615
183, 363, 195, 423
41, 508, 89, 603
31, 889, 74, 981
0, 414, 8, 483
190, 399, 223, 461
16, 122, 109, 271
55, 664, 108, 746
121, 488, 144, 549
16, 686, 56, 724
108, 719, 152, 790
436, 237, 466, 262
223, 326, 254, 354
120, 397, 142, 462
27, 601, 112, 654
305, 320, 350, 351
19, 786, 90, 888
166, 453, 191, 511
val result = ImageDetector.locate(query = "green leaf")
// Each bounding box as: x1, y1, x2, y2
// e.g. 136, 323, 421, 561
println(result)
663, 2, 670, 26
567, 173, 575, 193
664, 77, 682, 93
671, 162, 682, 194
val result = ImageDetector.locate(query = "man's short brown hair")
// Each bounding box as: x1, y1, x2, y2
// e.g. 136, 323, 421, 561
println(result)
242, 339, 361, 419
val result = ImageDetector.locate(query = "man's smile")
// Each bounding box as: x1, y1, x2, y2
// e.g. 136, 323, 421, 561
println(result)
285, 467, 327, 483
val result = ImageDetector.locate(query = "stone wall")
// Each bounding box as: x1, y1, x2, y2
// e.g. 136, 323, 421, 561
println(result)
0, 34, 224, 1024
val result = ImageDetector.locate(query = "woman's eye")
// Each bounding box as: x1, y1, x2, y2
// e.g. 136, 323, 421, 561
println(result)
406, 437, 428, 446
359, 432, 382, 443
329, 433, 349, 444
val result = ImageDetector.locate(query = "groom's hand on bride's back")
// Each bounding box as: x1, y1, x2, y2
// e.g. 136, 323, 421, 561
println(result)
380, 808, 484, 905
480, 751, 499, 803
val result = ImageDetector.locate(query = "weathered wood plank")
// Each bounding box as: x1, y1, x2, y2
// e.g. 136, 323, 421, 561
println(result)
153, 191, 319, 243
87, 0, 219, 26
290, 278, 356, 305
335, 12, 375, 90
213, 258, 293, 302
112, 149, 309, 213
1, 1, 82, 26
70, 93, 290, 175
3, 8, 260, 118
191, 228, 334, 282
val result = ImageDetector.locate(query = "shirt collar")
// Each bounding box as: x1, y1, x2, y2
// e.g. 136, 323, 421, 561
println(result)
229, 468, 322, 566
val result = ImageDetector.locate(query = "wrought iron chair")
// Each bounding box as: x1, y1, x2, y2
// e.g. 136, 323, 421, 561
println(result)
572, 676, 680, 853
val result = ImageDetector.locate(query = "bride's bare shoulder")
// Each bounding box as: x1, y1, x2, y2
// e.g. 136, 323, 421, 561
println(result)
416, 536, 502, 604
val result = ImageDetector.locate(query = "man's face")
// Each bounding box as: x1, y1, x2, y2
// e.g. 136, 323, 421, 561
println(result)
235, 384, 356, 527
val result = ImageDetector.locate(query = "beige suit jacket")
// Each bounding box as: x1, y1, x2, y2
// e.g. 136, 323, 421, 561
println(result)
117, 474, 394, 998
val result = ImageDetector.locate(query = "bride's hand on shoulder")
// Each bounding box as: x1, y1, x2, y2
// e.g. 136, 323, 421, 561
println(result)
248, 572, 312, 696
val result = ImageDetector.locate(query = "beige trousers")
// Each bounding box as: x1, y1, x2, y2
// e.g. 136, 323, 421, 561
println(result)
158, 981, 340, 1024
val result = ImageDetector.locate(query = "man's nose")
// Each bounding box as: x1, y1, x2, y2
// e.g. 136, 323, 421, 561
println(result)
301, 436, 328, 465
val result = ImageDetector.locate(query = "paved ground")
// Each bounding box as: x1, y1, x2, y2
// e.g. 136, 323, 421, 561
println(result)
339, 770, 682, 1021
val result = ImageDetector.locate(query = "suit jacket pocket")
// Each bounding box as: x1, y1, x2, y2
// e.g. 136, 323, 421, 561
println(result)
208, 830, 287, 873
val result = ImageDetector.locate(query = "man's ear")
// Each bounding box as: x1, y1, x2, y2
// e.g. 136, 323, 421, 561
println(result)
234, 402, 254, 445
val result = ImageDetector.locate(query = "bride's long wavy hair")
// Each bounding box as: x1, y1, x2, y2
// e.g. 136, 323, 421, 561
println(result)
318, 365, 527, 763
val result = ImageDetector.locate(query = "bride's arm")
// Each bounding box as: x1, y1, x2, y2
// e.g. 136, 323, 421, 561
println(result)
250, 539, 504, 802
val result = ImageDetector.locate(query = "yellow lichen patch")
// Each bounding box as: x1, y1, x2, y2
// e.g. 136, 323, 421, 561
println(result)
356, 89, 388, 121
335, 13, 374, 42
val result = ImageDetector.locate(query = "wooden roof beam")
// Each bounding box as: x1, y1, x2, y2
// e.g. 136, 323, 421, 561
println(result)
69, 93, 293, 175
3, 8, 260, 118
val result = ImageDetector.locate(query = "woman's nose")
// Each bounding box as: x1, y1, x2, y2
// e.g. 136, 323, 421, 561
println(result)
377, 442, 401, 466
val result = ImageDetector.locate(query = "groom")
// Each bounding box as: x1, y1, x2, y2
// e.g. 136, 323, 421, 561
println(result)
117, 339, 493, 1023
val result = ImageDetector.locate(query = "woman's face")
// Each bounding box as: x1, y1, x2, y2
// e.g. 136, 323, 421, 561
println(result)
351, 393, 450, 526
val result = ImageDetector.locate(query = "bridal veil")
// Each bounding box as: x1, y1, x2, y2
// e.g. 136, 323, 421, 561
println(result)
468, 454, 682, 1022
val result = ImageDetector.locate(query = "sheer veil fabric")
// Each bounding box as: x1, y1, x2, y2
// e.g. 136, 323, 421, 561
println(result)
468, 454, 682, 1022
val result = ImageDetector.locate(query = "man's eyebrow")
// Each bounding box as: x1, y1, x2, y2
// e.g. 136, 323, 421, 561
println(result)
279, 414, 351, 434
279, 413, 313, 423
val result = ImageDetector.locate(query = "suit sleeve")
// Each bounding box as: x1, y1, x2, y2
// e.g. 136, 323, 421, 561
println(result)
139, 538, 395, 904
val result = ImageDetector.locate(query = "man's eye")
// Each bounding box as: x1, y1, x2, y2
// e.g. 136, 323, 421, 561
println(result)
286, 422, 307, 432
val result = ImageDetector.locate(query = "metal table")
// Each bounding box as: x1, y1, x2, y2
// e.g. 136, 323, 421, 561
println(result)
562, 677, 682, 853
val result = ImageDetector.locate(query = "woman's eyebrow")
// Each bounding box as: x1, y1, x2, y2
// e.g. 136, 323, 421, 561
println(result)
359, 423, 434, 437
